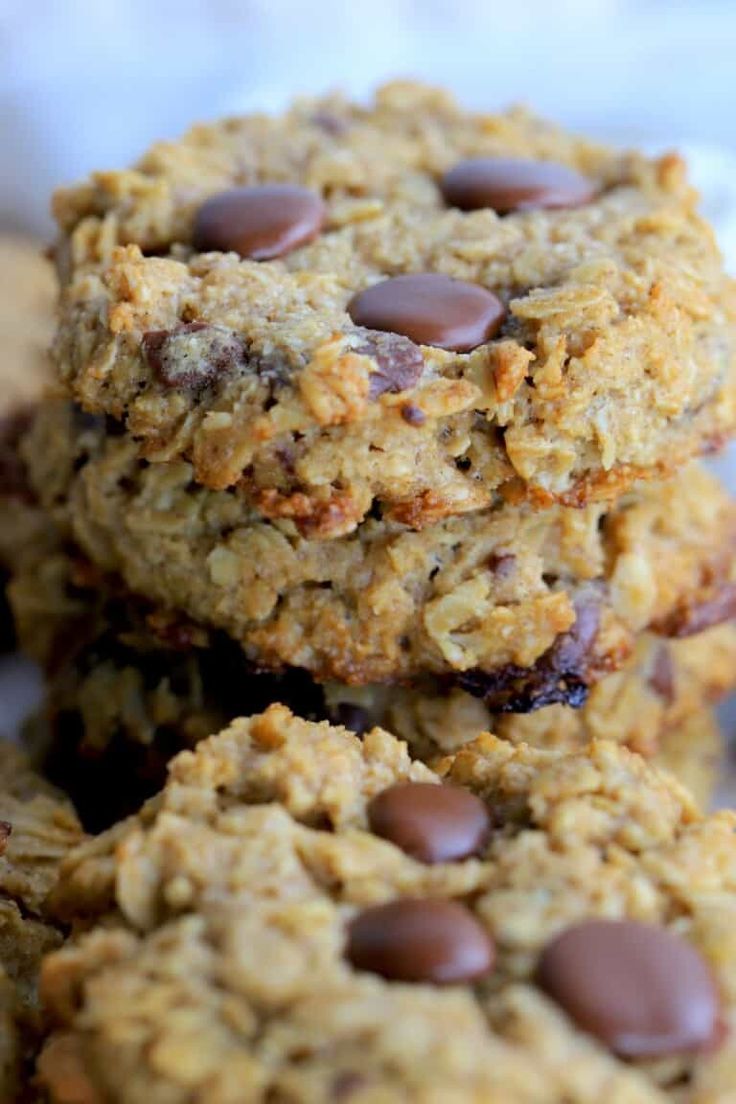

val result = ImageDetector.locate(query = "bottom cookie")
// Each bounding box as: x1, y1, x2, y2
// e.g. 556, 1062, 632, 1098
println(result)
38, 705, 736, 1102
0, 742, 83, 1101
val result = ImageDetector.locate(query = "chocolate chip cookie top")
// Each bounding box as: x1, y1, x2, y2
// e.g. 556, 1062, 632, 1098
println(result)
40, 705, 736, 1101
22, 399, 736, 690
52, 82, 736, 533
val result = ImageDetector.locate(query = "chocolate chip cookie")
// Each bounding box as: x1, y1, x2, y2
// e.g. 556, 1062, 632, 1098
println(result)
52, 83, 736, 535
20, 398, 736, 695
37, 705, 736, 1101
0, 742, 83, 1100
5, 494, 730, 820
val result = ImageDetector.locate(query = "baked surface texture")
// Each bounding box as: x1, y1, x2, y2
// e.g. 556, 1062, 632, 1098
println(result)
39, 705, 736, 1102
20, 399, 736, 695
0, 743, 83, 1101
52, 83, 736, 534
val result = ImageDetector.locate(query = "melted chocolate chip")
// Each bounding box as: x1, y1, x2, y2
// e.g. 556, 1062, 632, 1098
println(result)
441, 158, 596, 214
655, 583, 736, 639
142, 323, 247, 391
193, 185, 326, 260
0, 821, 12, 855
348, 274, 505, 353
457, 588, 601, 713
346, 898, 495, 984
352, 328, 425, 399
537, 920, 722, 1058
368, 782, 490, 864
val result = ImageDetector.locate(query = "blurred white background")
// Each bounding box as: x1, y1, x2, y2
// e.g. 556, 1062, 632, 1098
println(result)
2, 0, 736, 261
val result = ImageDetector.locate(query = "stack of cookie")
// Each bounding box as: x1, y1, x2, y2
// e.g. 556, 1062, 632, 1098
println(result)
3, 82, 736, 830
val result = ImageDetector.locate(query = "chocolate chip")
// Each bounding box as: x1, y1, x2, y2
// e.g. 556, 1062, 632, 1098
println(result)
441, 158, 596, 214
537, 920, 721, 1058
346, 898, 495, 984
193, 185, 326, 260
457, 587, 601, 713
648, 645, 675, 705
352, 328, 425, 399
401, 403, 426, 426
348, 274, 505, 353
142, 323, 247, 391
368, 782, 490, 864
655, 583, 736, 639
488, 553, 516, 579
0, 821, 12, 855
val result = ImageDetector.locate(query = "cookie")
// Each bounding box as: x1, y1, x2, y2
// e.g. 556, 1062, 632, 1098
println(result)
51, 83, 736, 534
0, 236, 54, 650
38, 705, 736, 1101
20, 398, 736, 694
0, 742, 83, 1100
0, 236, 54, 416
15, 534, 734, 821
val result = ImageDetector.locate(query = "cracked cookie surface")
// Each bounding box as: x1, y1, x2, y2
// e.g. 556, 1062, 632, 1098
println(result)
52, 83, 736, 534
38, 705, 736, 1102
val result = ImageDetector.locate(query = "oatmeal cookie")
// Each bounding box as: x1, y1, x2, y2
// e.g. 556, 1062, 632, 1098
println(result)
38, 705, 736, 1101
15, 529, 734, 819
0, 237, 54, 649
0, 742, 83, 1100
20, 398, 736, 694
51, 83, 736, 534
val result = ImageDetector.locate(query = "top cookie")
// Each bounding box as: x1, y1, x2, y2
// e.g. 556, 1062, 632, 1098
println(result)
53, 83, 736, 535
39, 705, 736, 1101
